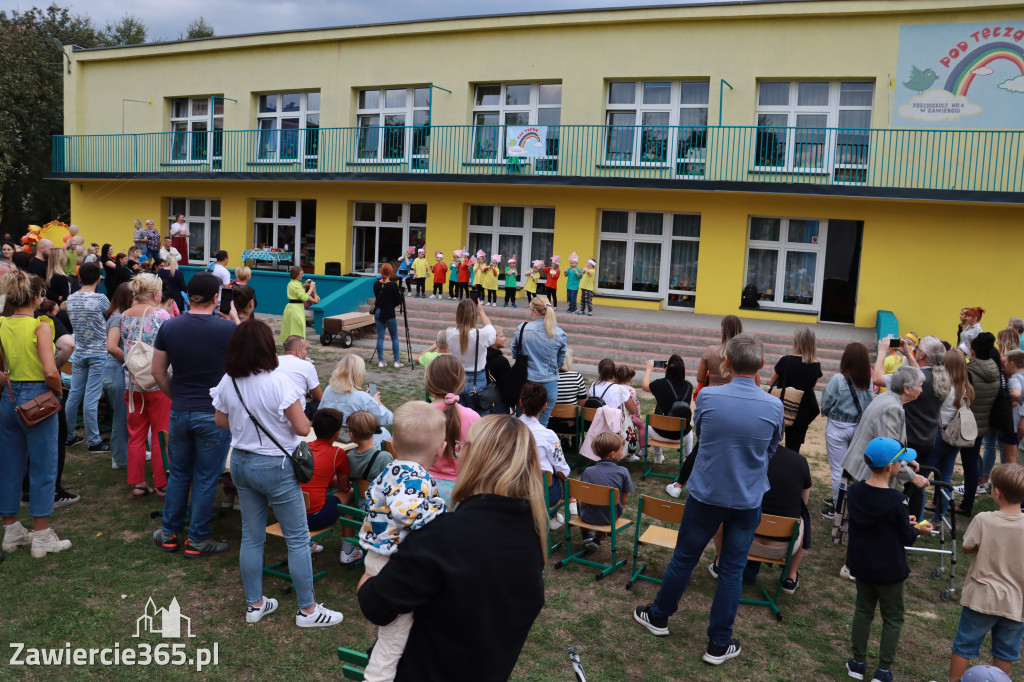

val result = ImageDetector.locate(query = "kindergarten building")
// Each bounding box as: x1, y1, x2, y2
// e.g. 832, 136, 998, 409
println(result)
52, 0, 1024, 334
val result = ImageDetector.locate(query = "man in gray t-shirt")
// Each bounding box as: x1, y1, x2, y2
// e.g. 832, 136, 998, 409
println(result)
64, 262, 111, 451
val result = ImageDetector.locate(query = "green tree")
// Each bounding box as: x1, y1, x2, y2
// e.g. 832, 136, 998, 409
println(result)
181, 16, 214, 40
100, 13, 147, 46
0, 3, 101, 234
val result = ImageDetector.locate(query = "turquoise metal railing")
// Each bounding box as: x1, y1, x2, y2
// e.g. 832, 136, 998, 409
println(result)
51, 125, 1024, 193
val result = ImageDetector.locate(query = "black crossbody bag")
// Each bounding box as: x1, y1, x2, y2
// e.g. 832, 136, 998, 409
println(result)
232, 378, 315, 483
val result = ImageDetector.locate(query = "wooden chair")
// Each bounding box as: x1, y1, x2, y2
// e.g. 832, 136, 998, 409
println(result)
382, 440, 397, 457
542, 471, 564, 555
739, 513, 801, 622
554, 479, 632, 580
263, 491, 333, 591
548, 404, 582, 466
625, 494, 686, 590
641, 414, 687, 481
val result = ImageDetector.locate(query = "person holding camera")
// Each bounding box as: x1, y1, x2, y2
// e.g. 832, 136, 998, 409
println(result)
373, 263, 403, 368
445, 299, 495, 413
280, 265, 317, 343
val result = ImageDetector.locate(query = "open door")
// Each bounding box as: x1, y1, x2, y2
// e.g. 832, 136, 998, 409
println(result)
819, 220, 863, 324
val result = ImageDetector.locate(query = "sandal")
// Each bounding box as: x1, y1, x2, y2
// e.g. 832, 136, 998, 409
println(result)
155, 486, 166, 498
132, 485, 156, 499
924, 504, 937, 512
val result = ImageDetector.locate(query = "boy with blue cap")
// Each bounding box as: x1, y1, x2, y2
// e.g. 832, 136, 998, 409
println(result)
845, 437, 932, 682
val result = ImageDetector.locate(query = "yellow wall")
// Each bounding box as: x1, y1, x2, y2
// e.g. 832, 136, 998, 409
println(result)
69, 179, 1022, 340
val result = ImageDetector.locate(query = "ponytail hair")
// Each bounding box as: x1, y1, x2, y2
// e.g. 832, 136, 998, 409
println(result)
425, 355, 466, 462
530, 294, 557, 337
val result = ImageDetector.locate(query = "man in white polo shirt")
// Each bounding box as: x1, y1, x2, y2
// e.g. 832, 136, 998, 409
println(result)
278, 335, 323, 418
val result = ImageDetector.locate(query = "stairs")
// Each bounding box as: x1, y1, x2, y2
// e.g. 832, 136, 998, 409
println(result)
350, 297, 865, 390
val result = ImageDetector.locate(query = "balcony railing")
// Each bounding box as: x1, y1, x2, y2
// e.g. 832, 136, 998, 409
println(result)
51, 125, 1024, 194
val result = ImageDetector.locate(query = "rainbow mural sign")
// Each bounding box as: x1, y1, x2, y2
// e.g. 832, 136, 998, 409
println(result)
894, 20, 1024, 128
506, 126, 548, 157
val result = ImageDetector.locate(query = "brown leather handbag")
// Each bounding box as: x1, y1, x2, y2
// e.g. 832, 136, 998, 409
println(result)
1, 323, 63, 427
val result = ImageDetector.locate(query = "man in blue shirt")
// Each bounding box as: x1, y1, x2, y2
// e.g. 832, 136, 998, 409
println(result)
634, 333, 784, 666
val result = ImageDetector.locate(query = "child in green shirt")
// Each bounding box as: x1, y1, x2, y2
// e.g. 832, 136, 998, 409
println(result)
504, 256, 518, 308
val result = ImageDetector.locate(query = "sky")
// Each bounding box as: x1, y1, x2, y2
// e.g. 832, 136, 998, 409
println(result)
0, 0, 730, 40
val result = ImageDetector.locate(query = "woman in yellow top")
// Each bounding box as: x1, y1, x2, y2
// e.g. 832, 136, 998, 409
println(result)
0, 269, 72, 558
280, 266, 318, 343
411, 247, 428, 298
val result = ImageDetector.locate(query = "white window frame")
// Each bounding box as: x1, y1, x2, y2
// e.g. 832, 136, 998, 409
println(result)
356, 87, 430, 167
167, 197, 220, 264
466, 205, 556, 284
255, 91, 320, 167
351, 202, 427, 275
743, 215, 828, 312
754, 80, 874, 176
603, 80, 709, 175
253, 199, 304, 268
596, 209, 702, 306
471, 82, 561, 169
169, 96, 223, 165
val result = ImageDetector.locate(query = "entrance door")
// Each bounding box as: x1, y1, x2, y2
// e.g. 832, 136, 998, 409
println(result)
819, 219, 863, 323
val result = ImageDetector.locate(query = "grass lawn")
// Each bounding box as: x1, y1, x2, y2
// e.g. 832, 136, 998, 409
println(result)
0, 325, 993, 681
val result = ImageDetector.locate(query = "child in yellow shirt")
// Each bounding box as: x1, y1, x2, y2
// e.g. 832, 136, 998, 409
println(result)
411, 248, 428, 298
484, 255, 501, 306
524, 260, 541, 303
579, 257, 597, 316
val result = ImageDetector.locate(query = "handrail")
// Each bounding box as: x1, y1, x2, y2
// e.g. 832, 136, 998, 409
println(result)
50, 124, 1024, 194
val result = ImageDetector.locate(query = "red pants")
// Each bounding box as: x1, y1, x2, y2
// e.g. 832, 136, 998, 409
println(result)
126, 389, 170, 488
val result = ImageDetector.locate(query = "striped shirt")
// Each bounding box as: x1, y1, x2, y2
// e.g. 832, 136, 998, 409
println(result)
556, 371, 586, 404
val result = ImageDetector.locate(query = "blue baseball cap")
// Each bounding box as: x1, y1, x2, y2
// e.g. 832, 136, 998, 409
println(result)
962, 665, 1012, 682
864, 437, 917, 468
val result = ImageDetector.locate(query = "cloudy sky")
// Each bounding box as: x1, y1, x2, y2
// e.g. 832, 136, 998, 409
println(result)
1, 0, 726, 39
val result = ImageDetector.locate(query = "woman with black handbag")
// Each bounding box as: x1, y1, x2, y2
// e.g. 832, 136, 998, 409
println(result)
0, 270, 70, 558
445, 299, 495, 413
211, 318, 344, 628
510, 295, 566, 426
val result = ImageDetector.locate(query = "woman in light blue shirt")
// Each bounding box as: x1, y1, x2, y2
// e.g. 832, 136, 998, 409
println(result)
820, 342, 874, 508
319, 354, 393, 446
510, 295, 567, 426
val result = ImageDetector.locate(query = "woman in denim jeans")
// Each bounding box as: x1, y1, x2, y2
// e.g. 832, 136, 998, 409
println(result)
211, 319, 344, 628
510, 295, 567, 426
373, 262, 403, 368
0, 270, 72, 558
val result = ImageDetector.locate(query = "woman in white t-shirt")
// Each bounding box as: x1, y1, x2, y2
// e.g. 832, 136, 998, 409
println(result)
211, 318, 344, 628
444, 299, 495, 410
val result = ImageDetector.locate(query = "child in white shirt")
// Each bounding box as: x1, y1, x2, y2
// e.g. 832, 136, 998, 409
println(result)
518, 382, 570, 524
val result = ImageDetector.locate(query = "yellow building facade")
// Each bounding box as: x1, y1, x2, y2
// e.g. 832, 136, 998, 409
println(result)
55, 0, 1024, 335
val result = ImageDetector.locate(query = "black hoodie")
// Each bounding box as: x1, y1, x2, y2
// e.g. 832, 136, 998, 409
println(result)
845, 480, 921, 583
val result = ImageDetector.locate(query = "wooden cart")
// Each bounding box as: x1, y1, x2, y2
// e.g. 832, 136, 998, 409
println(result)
320, 312, 374, 348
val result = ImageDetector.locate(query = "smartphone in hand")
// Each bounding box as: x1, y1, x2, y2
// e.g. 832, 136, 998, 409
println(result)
653, 360, 667, 369
219, 287, 233, 315
367, 382, 378, 396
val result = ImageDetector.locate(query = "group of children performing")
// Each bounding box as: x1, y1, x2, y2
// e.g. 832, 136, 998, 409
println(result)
397, 246, 598, 315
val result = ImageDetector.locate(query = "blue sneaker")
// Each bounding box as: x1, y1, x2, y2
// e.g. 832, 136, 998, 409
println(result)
869, 670, 892, 682
845, 659, 866, 680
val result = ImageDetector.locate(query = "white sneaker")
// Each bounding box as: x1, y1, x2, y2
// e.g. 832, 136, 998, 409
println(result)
953, 484, 965, 495
309, 541, 324, 554
549, 513, 565, 531
30, 527, 72, 558
840, 565, 856, 581
977, 481, 990, 494
652, 452, 665, 465
340, 546, 364, 565
622, 454, 641, 463
296, 603, 344, 628
394, 362, 403, 368
665, 482, 683, 499
378, 362, 386, 368
429, 294, 435, 299
246, 597, 278, 624
2, 521, 33, 551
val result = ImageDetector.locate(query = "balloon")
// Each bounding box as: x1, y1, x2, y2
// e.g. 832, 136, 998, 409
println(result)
22, 245, 31, 253
62, 234, 72, 243
68, 224, 79, 235
20, 235, 30, 244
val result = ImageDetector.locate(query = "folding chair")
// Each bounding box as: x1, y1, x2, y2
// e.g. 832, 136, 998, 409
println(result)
263, 491, 333, 592
739, 513, 801, 622
335, 479, 372, 569
382, 440, 396, 457
641, 414, 687, 481
555, 479, 632, 580
542, 471, 564, 555
548, 404, 582, 461
625, 494, 685, 590
337, 648, 369, 680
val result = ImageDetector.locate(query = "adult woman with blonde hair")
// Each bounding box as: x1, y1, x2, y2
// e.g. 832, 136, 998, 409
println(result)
769, 326, 823, 452
445, 298, 494, 410
696, 314, 745, 391
357, 414, 546, 680
929, 350, 976, 522
45, 248, 70, 308
510, 294, 567, 426
319, 353, 393, 447
121, 273, 171, 498
0, 270, 71, 558
158, 256, 186, 312
424, 354, 480, 504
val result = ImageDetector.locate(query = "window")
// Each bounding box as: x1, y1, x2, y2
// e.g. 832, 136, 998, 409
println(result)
257, 92, 320, 169
357, 87, 430, 168
466, 205, 555, 284
604, 80, 709, 174
253, 200, 317, 269
597, 210, 701, 307
168, 198, 220, 264
755, 81, 873, 179
170, 97, 224, 166
472, 82, 561, 168
352, 202, 426, 274
744, 216, 827, 310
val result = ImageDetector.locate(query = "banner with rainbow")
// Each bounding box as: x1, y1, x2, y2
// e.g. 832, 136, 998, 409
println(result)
506, 126, 549, 157
894, 20, 1024, 128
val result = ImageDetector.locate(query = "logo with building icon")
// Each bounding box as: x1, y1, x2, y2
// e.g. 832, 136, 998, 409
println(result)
134, 597, 195, 638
